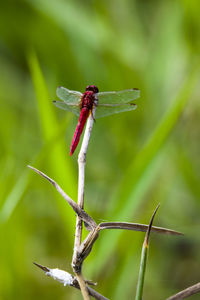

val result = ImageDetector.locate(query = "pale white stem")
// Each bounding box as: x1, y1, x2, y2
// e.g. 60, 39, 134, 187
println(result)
76, 273, 91, 300
73, 108, 96, 258
78, 106, 96, 208
72, 107, 96, 299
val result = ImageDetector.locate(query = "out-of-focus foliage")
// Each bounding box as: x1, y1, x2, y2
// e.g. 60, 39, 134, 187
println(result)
0, 0, 200, 299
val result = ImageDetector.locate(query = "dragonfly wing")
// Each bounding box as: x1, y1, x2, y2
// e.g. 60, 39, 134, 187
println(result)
95, 103, 137, 118
53, 100, 80, 116
56, 86, 82, 104
97, 88, 140, 104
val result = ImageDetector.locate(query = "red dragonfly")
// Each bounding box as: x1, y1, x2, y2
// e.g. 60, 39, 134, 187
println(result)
54, 85, 140, 155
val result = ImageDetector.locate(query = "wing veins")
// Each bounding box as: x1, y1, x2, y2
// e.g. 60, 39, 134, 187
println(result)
97, 103, 136, 107
97, 89, 140, 104
53, 100, 80, 107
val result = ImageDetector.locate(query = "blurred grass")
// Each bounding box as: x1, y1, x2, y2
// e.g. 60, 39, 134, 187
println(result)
0, 170, 29, 222
27, 50, 77, 241
87, 64, 199, 279
0, 0, 200, 299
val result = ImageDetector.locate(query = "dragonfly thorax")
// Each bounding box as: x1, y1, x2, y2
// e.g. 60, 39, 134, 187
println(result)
81, 91, 96, 110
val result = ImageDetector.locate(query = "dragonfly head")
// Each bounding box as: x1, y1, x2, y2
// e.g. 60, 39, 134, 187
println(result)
85, 85, 99, 94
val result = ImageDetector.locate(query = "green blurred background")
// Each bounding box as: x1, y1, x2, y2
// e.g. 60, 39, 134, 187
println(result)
0, 0, 200, 299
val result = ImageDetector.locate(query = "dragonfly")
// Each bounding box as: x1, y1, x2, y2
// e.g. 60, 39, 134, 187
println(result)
54, 85, 140, 155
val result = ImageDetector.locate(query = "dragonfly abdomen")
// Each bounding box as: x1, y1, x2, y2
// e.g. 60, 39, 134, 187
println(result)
70, 107, 90, 156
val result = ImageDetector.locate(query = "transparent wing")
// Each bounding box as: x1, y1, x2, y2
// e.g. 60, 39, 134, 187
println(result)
56, 86, 82, 104
53, 100, 80, 116
97, 88, 140, 104
95, 103, 137, 118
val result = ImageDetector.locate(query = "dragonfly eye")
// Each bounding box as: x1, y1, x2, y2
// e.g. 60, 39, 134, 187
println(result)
85, 85, 99, 94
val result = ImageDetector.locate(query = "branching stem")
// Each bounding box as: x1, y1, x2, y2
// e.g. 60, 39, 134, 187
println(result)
72, 107, 96, 299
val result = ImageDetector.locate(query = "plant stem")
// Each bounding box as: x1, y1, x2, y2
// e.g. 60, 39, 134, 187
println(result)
76, 273, 91, 300
135, 205, 160, 300
33, 262, 109, 300
166, 282, 200, 300
72, 107, 96, 299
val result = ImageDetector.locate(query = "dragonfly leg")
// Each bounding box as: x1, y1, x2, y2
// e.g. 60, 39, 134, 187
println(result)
91, 110, 96, 122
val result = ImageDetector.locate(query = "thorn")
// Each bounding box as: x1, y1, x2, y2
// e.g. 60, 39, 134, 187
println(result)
85, 279, 97, 286
144, 203, 160, 246
33, 262, 50, 273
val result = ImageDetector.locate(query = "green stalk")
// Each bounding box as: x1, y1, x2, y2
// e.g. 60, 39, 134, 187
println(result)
135, 204, 160, 300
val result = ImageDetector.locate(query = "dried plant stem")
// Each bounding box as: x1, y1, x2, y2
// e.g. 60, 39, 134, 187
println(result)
167, 282, 200, 300
28, 117, 183, 300
33, 262, 109, 300
76, 273, 90, 300
28, 166, 182, 276
27, 165, 96, 230
72, 108, 96, 299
